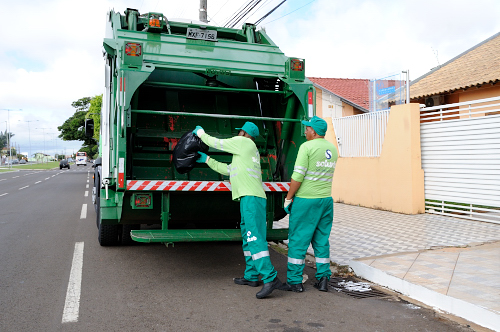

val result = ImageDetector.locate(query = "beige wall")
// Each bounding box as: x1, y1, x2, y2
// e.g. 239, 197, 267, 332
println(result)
326, 103, 425, 214
459, 85, 500, 117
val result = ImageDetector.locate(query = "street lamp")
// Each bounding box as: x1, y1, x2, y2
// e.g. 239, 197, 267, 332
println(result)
36, 127, 50, 163
1, 108, 22, 168
19, 119, 38, 162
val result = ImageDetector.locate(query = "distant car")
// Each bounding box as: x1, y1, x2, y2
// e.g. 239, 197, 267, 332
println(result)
19, 159, 27, 164
67, 158, 74, 163
60, 160, 70, 169
11, 160, 19, 164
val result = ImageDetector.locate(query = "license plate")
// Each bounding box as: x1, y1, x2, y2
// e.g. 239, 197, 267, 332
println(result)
186, 28, 217, 42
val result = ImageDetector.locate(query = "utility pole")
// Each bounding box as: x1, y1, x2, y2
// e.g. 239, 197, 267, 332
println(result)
20, 119, 38, 162
199, 0, 208, 23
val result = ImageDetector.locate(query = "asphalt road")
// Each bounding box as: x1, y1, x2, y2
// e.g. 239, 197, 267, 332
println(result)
0, 166, 473, 332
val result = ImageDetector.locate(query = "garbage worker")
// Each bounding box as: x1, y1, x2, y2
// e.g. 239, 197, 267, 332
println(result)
192, 121, 283, 299
281, 116, 338, 292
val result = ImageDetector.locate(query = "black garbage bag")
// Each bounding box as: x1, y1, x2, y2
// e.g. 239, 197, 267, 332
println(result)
172, 131, 209, 174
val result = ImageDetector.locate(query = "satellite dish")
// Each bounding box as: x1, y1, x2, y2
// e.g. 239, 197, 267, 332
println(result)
425, 97, 434, 107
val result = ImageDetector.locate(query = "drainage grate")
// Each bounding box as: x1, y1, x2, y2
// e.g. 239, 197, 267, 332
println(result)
328, 277, 390, 299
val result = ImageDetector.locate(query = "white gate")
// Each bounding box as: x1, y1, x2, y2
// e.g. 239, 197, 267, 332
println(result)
420, 96, 500, 224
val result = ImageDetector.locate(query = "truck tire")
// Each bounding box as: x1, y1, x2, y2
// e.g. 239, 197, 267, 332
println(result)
120, 225, 140, 246
98, 223, 119, 246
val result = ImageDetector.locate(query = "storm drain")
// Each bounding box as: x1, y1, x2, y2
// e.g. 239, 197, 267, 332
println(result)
328, 277, 390, 299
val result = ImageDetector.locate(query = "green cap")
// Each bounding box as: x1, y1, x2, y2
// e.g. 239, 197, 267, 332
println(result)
301, 116, 327, 136
236, 121, 259, 138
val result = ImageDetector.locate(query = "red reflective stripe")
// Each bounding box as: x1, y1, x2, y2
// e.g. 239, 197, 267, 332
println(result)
308, 91, 313, 104
137, 181, 150, 190
202, 182, 214, 191
118, 173, 124, 188
276, 183, 287, 191
264, 183, 275, 191
127, 180, 137, 189
150, 182, 162, 190
120, 77, 122, 92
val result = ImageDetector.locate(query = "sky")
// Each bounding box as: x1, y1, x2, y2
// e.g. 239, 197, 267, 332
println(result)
1, 0, 499, 157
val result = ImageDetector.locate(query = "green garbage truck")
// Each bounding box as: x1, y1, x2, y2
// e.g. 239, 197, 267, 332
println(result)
88, 8, 316, 246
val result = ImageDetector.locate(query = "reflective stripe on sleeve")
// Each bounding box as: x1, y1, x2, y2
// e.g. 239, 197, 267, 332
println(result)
293, 169, 305, 175
288, 257, 305, 265
243, 251, 251, 257
315, 257, 330, 264
252, 251, 270, 260
306, 171, 334, 177
304, 176, 333, 182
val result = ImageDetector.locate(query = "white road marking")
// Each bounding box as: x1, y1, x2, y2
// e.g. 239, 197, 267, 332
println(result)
45, 177, 50, 180
12, 176, 20, 178
80, 204, 87, 219
19, 185, 29, 190
84, 191, 88, 197
0, 179, 6, 182
0, 193, 8, 197
61, 242, 84, 323
86, 179, 89, 183
86, 184, 89, 188
35, 181, 41, 184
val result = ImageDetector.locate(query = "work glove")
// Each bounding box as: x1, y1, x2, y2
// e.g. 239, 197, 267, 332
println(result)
284, 198, 293, 214
196, 152, 210, 163
192, 125, 205, 137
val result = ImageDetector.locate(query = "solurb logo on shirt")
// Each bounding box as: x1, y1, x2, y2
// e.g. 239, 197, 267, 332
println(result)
325, 149, 332, 159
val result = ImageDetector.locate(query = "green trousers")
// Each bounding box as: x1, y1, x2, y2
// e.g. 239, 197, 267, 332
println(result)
240, 196, 277, 284
287, 197, 333, 284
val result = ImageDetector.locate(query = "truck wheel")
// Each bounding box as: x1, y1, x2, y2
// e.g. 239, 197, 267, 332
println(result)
120, 225, 140, 246
98, 223, 119, 246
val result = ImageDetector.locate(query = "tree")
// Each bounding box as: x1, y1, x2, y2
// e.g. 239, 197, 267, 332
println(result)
58, 96, 99, 153
0, 131, 14, 149
87, 94, 102, 142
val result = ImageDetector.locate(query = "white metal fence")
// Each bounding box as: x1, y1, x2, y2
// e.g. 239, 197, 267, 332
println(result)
331, 110, 390, 157
420, 96, 500, 224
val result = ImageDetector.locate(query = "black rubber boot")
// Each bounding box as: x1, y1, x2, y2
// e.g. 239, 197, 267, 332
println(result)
256, 277, 282, 299
314, 276, 329, 292
233, 277, 260, 287
280, 282, 304, 292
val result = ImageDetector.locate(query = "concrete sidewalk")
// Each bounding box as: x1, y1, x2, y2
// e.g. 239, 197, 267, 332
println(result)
274, 203, 500, 331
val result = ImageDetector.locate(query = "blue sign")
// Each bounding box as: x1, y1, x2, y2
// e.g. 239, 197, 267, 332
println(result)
377, 86, 396, 96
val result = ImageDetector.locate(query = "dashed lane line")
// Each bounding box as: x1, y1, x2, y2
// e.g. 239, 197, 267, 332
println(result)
19, 185, 29, 190
35, 181, 42, 184
0, 179, 6, 182
61, 242, 84, 323
84, 191, 88, 197
45, 177, 50, 180
12, 176, 20, 178
80, 204, 87, 219
0, 193, 8, 197
86, 184, 89, 188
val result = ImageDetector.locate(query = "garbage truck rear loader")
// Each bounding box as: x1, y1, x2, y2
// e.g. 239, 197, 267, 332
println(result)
90, 8, 316, 246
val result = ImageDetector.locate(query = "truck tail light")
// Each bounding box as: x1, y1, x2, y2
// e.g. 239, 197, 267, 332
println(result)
132, 193, 153, 209
149, 18, 161, 27
125, 43, 142, 56
291, 58, 303, 71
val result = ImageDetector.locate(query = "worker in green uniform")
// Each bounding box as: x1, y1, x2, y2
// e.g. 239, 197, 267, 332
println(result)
193, 122, 283, 299
280, 116, 338, 292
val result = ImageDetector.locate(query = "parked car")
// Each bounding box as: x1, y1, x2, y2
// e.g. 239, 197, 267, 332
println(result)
11, 160, 19, 164
19, 159, 27, 164
60, 160, 70, 169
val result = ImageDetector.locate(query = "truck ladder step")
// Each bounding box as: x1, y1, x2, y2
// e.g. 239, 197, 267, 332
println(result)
130, 229, 288, 243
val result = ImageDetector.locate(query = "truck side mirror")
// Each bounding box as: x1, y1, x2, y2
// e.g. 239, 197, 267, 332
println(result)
85, 119, 94, 137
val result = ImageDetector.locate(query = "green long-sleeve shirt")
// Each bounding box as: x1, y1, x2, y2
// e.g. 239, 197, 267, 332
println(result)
200, 133, 266, 201
291, 138, 338, 198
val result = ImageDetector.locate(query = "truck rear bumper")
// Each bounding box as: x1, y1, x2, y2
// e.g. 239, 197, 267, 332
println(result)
130, 228, 288, 243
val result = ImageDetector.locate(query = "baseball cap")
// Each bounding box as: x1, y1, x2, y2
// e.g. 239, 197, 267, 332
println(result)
235, 121, 259, 138
301, 116, 327, 136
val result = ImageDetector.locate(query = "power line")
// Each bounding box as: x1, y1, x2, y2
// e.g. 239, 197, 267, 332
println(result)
225, 0, 262, 28
212, 0, 231, 20
254, 0, 286, 25
262, 0, 316, 25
